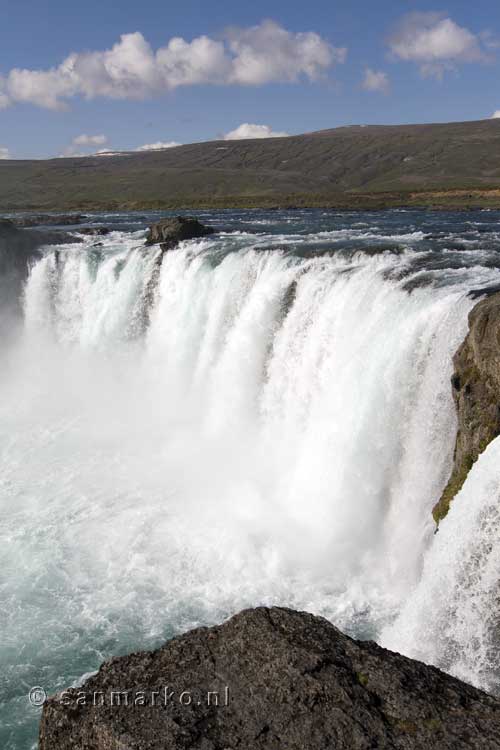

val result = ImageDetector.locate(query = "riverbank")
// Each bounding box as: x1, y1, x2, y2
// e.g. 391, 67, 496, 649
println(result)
4, 188, 500, 213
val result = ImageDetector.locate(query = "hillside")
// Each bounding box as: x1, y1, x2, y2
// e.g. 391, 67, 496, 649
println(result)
3, 119, 500, 210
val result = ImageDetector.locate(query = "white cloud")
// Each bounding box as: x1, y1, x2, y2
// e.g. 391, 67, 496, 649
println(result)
480, 30, 500, 50
388, 12, 487, 78
223, 123, 289, 140
362, 68, 390, 93
136, 141, 180, 151
73, 134, 108, 146
60, 133, 109, 157
0, 146, 10, 159
0, 21, 344, 110
492, 111, 500, 118
226, 20, 345, 85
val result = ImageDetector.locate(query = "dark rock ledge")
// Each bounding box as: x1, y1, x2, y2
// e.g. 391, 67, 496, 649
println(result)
146, 216, 215, 251
9, 213, 86, 227
0, 217, 81, 285
77, 227, 111, 236
0, 217, 80, 255
433, 290, 500, 523
39, 607, 500, 749
0, 219, 81, 340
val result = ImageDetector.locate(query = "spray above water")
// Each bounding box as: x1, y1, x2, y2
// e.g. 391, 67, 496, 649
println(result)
2, 210, 500, 747
3, 231, 475, 624
381, 437, 500, 694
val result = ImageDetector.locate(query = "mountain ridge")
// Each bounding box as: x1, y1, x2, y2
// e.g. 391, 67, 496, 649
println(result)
2, 118, 500, 210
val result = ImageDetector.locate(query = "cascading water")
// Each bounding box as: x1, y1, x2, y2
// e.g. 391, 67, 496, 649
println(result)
381, 437, 500, 694
2, 209, 500, 748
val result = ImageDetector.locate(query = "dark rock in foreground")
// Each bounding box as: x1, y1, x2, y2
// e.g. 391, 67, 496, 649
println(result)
433, 290, 500, 523
146, 216, 214, 250
39, 607, 500, 749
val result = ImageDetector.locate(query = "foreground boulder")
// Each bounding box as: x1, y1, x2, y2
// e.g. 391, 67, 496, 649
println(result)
146, 216, 215, 250
39, 607, 500, 749
433, 290, 500, 523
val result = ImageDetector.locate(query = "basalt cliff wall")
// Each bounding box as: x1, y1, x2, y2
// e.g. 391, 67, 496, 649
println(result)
434, 290, 500, 523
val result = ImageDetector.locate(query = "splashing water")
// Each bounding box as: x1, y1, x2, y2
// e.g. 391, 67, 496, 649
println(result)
381, 437, 500, 694
2, 209, 500, 747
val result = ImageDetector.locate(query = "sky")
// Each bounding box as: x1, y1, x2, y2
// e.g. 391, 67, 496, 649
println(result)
1, 0, 500, 159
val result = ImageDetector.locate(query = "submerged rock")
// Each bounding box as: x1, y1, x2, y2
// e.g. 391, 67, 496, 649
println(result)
433, 291, 500, 523
39, 607, 500, 749
146, 216, 215, 250
77, 227, 110, 236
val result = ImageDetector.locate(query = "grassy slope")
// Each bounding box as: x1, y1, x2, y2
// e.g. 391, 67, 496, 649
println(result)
3, 119, 500, 210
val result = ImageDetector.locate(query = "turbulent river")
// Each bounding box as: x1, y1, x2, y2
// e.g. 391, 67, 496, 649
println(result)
2, 208, 500, 747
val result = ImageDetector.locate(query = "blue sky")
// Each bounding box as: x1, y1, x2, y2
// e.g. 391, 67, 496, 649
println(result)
1, 0, 500, 158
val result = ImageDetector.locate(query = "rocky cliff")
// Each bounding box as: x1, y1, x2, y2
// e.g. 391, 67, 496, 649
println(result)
0, 219, 79, 342
433, 290, 500, 523
39, 607, 500, 749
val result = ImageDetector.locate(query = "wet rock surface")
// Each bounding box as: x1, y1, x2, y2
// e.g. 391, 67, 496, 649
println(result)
77, 226, 111, 236
146, 216, 215, 250
39, 607, 500, 749
0, 216, 78, 251
433, 291, 500, 523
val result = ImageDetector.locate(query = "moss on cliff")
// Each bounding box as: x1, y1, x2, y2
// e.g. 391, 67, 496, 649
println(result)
433, 454, 474, 524
433, 292, 500, 525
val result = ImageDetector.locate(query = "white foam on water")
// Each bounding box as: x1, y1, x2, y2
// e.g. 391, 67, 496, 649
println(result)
1, 228, 500, 745
381, 437, 500, 694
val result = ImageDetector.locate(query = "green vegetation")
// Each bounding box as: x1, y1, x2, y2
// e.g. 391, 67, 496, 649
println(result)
356, 672, 369, 687
3, 189, 500, 213
433, 454, 474, 525
433, 433, 499, 524
394, 721, 418, 735
3, 119, 500, 211
423, 719, 442, 732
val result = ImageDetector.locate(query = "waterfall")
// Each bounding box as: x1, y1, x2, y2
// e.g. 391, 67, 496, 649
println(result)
2, 219, 500, 746
381, 437, 500, 694
7, 232, 475, 623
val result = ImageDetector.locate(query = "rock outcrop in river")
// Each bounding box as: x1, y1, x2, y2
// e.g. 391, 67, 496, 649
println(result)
39, 607, 500, 749
146, 216, 215, 250
433, 290, 500, 523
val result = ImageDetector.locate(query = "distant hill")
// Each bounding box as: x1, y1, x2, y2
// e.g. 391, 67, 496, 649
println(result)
3, 119, 500, 210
